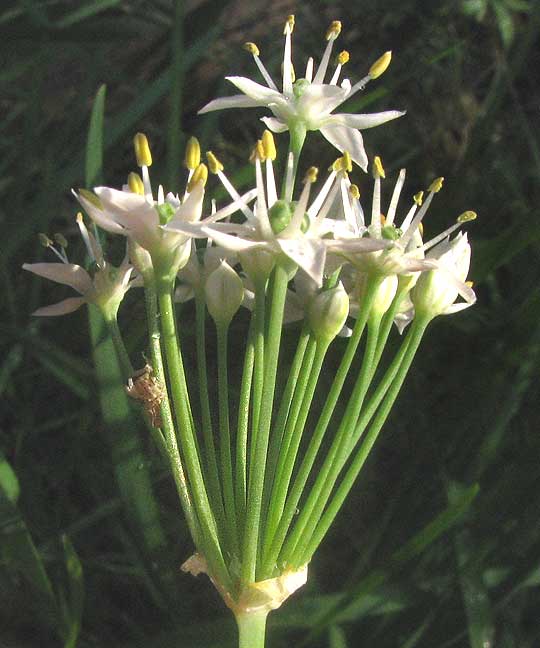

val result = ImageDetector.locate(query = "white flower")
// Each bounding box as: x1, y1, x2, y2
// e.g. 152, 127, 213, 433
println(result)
332, 160, 477, 282
23, 215, 136, 318
199, 17, 404, 171
411, 232, 476, 319
164, 151, 387, 287
76, 134, 256, 280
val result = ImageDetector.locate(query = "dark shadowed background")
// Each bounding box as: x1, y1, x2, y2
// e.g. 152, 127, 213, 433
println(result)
1, 1, 540, 646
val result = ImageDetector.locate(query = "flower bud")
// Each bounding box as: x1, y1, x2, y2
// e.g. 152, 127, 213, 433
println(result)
128, 238, 153, 279
239, 249, 275, 285
205, 261, 244, 326
308, 282, 350, 342
411, 233, 474, 319
356, 274, 398, 317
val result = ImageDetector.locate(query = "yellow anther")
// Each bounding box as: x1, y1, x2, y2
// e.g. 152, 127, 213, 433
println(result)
413, 191, 424, 206
369, 51, 392, 79
304, 166, 319, 183
243, 42, 260, 56
428, 176, 444, 193
465, 280, 474, 288
341, 151, 353, 173
133, 132, 152, 167
336, 50, 350, 66
128, 172, 145, 195
326, 20, 342, 41
262, 130, 277, 161
457, 210, 477, 223
54, 233, 68, 248
284, 14, 295, 34
380, 213, 387, 225
79, 188, 103, 209
184, 136, 201, 170
418, 222, 424, 236
38, 233, 52, 247
206, 151, 224, 174
187, 163, 208, 191
290, 62, 296, 83
373, 155, 385, 179
349, 184, 360, 200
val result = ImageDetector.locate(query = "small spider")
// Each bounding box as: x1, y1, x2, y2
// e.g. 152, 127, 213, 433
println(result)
125, 364, 165, 428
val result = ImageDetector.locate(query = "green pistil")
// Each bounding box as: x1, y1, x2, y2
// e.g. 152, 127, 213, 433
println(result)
156, 202, 175, 225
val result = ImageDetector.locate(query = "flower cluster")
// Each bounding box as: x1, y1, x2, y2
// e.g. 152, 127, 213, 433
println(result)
23, 16, 477, 648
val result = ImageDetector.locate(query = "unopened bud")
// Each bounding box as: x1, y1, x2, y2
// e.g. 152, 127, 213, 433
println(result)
205, 261, 244, 326
133, 132, 152, 167
308, 282, 350, 342
369, 51, 392, 79
128, 238, 153, 279
185, 137, 201, 170
239, 249, 275, 285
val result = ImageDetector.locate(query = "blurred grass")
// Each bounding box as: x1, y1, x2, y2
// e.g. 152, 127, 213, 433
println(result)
1, 0, 540, 646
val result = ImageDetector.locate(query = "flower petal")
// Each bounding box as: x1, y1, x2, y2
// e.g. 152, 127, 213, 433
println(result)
329, 110, 406, 130
296, 84, 349, 122
76, 191, 126, 235
319, 124, 368, 171
277, 238, 326, 287
199, 94, 263, 114
23, 263, 92, 294
225, 76, 284, 104
32, 296, 86, 317
260, 117, 289, 133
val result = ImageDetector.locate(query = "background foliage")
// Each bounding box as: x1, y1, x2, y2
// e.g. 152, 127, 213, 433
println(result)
1, 0, 540, 646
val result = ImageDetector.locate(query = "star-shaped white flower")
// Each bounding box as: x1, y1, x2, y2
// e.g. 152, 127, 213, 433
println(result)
199, 17, 404, 171
23, 215, 136, 317
164, 150, 388, 287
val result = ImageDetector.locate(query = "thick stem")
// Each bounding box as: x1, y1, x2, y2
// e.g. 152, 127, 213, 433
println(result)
235, 610, 268, 648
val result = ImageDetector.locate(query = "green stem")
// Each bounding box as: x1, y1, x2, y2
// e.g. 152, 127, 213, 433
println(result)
236, 317, 255, 527
143, 282, 203, 549
261, 325, 311, 526
104, 315, 133, 377
296, 317, 430, 566
261, 340, 330, 578
242, 264, 289, 583
250, 285, 266, 478
267, 280, 380, 570
217, 322, 239, 556
235, 610, 268, 648
281, 121, 307, 200
157, 281, 231, 590
284, 315, 382, 566
195, 295, 225, 527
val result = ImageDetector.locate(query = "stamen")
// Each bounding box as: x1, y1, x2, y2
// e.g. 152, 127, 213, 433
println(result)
428, 176, 444, 193
249, 140, 265, 163
373, 155, 385, 179
305, 57, 314, 83
76, 212, 101, 265
312, 174, 341, 227
399, 191, 436, 248
243, 42, 260, 56
308, 169, 337, 218
369, 51, 392, 79
284, 151, 294, 203
133, 132, 152, 167
413, 191, 424, 206
341, 151, 352, 173
349, 183, 360, 200
313, 20, 342, 84
255, 157, 273, 238
285, 173, 313, 236
458, 210, 477, 223
141, 165, 152, 199
283, 15, 294, 94
206, 151, 224, 174
341, 178, 356, 233
262, 130, 277, 161
185, 137, 201, 170
304, 166, 319, 183
157, 185, 165, 204
399, 202, 418, 232
38, 233, 52, 248
245, 42, 279, 91
187, 163, 208, 192
53, 233, 68, 249
265, 158, 278, 207
330, 50, 349, 85
213, 166, 255, 222
421, 211, 477, 252
386, 168, 406, 225
128, 172, 145, 195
